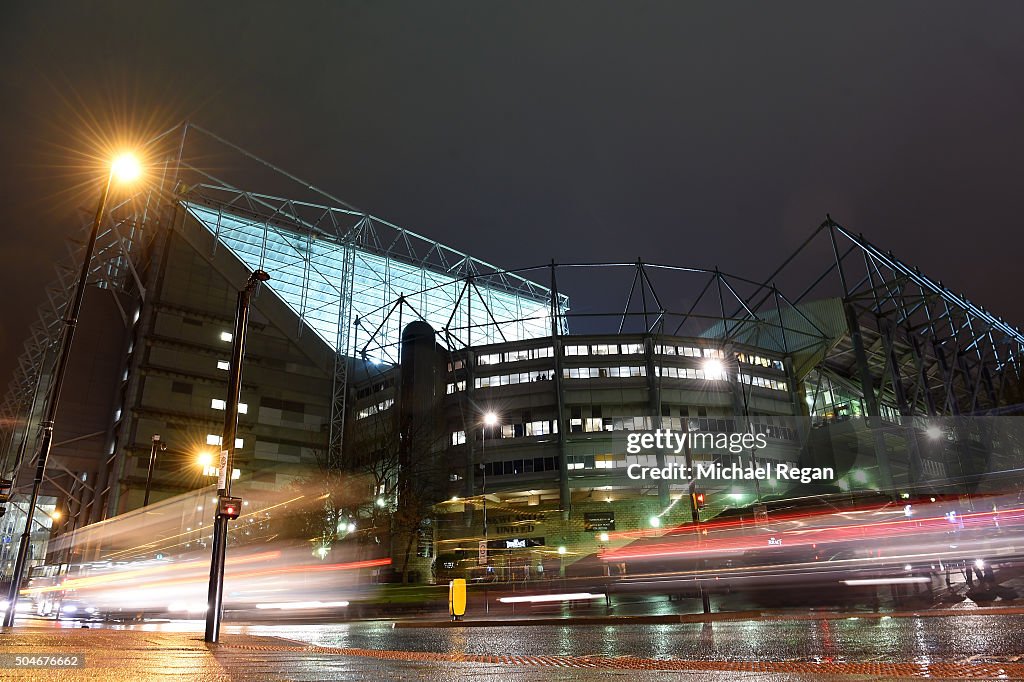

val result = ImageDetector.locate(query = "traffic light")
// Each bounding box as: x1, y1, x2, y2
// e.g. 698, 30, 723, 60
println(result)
218, 496, 243, 519
692, 492, 706, 509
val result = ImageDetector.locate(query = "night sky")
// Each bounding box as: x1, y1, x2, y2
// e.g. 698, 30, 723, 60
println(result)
1, 2, 1023, 389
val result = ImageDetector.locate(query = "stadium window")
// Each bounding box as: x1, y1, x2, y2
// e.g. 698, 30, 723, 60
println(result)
216, 360, 230, 371
451, 431, 466, 446
357, 398, 394, 419
620, 343, 643, 354
477, 353, 501, 366
563, 345, 589, 356
207, 435, 244, 448
171, 381, 193, 395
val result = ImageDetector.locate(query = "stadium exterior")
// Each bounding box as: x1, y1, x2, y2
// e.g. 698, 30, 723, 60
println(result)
2, 123, 1023, 582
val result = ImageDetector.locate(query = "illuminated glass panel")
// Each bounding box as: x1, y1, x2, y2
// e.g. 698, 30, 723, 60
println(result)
186, 204, 559, 362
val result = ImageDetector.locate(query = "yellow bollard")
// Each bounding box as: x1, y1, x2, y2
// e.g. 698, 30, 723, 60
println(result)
448, 578, 467, 621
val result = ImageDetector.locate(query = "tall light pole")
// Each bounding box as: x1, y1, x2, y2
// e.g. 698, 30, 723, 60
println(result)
204, 268, 269, 643
4, 153, 141, 627
479, 411, 497, 574
142, 434, 166, 507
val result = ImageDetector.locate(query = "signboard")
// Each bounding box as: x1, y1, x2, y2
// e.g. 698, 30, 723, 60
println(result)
217, 449, 229, 491
478, 540, 487, 565
486, 537, 545, 550
584, 512, 615, 532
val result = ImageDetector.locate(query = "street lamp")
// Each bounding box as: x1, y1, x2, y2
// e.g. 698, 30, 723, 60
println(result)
480, 412, 498, 552
197, 451, 214, 469
204, 268, 269, 644
3, 151, 141, 627
143, 434, 166, 507
703, 358, 726, 381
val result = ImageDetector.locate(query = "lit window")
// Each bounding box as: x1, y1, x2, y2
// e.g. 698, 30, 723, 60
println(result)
451, 431, 466, 445
210, 399, 248, 414
206, 435, 243, 448
217, 361, 230, 371
357, 399, 394, 419
220, 332, 233, 342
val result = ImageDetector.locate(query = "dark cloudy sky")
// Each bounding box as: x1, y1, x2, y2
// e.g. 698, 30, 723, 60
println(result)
1, 1, 1023, 388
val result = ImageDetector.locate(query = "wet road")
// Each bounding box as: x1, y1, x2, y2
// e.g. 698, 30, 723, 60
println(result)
228, 614, 1024, 664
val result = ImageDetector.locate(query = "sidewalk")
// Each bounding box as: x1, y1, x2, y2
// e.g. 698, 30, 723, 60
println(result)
0, 628, 419, 681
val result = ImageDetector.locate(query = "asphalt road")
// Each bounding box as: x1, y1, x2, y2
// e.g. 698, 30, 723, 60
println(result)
231, 615, 1024, 664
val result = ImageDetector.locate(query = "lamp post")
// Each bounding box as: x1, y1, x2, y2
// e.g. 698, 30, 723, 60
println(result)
481, 412, 497, 552
204, 268, 269, 644
3, 153, 141, 627
142, 434, 166, 507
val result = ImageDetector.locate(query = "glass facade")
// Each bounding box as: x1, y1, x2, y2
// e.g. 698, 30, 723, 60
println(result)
185, 204, 560, 363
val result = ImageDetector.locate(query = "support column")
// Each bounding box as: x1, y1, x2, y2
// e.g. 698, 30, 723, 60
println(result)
642, 336, 669, 506
843, 302, 895, 493
463, 350, 476, 528
549, 263, 570, 519
879, 318, 924, 486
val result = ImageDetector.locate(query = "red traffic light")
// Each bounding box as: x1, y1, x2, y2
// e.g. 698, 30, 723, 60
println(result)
693, 492, 706, 509
218, 496, 243, 519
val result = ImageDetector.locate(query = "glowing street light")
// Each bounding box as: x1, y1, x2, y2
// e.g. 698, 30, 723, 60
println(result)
197, 451, 214, 468
483, 412, 498, 427
925, 424, 944, 440
111, 152, 143, 183
50, 509, 62, 521
4, 150, 143, 628
703, 358, 726, 380
649, 516, 662, 528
